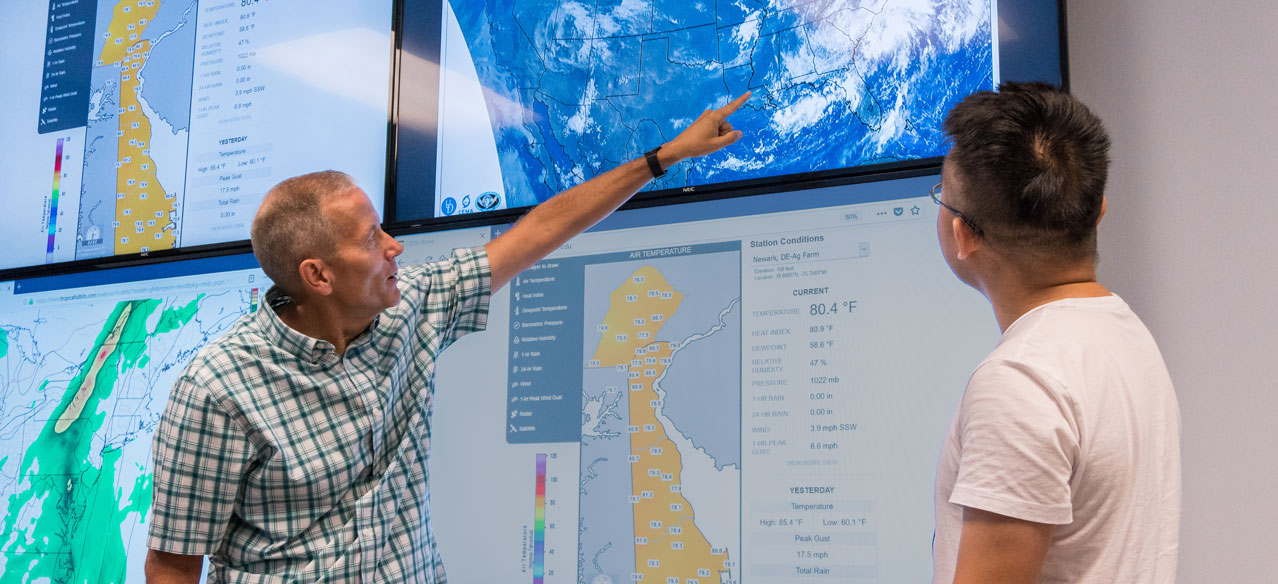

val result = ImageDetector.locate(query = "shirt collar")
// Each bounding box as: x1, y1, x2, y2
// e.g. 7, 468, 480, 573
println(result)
257, 286, 336, 364
257, 286, 387, 363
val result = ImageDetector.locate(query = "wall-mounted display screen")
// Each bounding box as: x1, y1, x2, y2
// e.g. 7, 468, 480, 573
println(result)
0, 1, 1064, 580
0, 0, 399, 274
0, 172, 997, 582
423, 172, 999, 583
0, 222, 491, 583
0, 252, 266, 583
394, 0, 1064, 220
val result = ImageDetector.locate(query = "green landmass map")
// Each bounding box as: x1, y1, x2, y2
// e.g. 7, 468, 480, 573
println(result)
0, 289, 253, 583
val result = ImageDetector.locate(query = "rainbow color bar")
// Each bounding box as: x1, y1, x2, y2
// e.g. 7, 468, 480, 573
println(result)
249, 288, 260, 312
46, 138, 64, 261
533, 454, 547, 584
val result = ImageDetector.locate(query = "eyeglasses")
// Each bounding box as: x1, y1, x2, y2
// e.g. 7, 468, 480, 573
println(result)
929, 182, 984, 237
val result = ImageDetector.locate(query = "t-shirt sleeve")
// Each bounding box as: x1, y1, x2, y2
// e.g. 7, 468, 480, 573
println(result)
949, 359, 1080, 525
398, 245, 492, 349
148, 371, 255, 555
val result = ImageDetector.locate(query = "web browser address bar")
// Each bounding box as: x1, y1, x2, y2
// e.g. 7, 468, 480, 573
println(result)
26, 279, 237, 306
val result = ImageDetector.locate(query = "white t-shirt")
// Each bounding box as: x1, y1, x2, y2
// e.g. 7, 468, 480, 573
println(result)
933, 295, 1181, 583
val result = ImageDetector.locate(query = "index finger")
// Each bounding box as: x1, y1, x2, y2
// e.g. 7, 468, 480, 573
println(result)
715, 91, 752, 117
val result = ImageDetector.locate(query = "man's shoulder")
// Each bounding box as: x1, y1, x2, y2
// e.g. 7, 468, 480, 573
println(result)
1010, 295, 1141, 338
979, 295, 1170, 401
181, 312, 277, 382
396, 246, 490, 286
995, 296, 1127, 354
390, 245, 492, 324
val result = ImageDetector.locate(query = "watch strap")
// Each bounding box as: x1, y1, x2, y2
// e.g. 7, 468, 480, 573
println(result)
644, 146, 666, 178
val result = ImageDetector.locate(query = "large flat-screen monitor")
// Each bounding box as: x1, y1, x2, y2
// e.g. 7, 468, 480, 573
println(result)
0, 0, 400, 275
426, 171, 1001, 583
0, 171, 997, 582
0, 220, 484, 582
0, 251, 268, 582
393, 0, 1065, 221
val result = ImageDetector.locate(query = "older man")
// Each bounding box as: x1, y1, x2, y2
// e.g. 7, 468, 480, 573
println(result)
930, 83, 1180, 583
144, 93, 749, 583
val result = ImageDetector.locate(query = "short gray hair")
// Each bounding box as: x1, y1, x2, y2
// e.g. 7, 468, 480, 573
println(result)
250, 170, 356, 295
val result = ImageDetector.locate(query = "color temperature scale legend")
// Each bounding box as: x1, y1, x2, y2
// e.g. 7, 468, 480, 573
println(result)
46, 138, 64, 261
533, 453, 547, 584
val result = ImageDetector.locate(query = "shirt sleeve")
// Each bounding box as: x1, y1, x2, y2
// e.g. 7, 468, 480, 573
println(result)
148, 369, 255, 555
397, 245, 492, 350
948, 359, 1080, 525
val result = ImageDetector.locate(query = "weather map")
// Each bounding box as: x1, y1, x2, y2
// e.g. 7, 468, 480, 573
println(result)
4, 1, 395, 272
579, 252, 741, 584
0, 271, 262, 583
447, 0, 995, 208
79, 0, 196, 257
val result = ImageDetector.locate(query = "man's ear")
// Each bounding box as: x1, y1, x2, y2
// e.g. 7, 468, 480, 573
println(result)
1097, 197, 1107, 225
953, 216, 982, 261
297, 259, 334, 297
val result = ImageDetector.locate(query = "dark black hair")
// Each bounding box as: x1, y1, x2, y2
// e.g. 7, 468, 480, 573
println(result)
943, 82, 1111, 263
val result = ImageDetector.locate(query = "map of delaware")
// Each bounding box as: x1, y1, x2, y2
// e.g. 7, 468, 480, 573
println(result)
97, 0, 177, 254
581, 262, 740, 584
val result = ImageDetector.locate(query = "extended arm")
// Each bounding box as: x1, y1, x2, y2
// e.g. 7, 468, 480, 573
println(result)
145, 549, 203, 584
485, 92, 751, 290
951, 506, 1054, 584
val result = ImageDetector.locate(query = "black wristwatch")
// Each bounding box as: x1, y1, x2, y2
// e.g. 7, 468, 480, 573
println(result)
644, 145, 666, 178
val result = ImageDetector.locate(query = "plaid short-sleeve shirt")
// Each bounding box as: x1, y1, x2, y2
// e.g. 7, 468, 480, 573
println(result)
148, 247, 491, 583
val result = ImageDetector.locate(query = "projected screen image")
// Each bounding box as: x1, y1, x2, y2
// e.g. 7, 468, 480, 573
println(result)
425, 173, 1000, 583
410, 0, 1062, 219
0, 0, 398, 274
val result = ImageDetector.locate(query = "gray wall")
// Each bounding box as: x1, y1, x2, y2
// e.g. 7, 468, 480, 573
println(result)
1066, 2, 1278, 581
